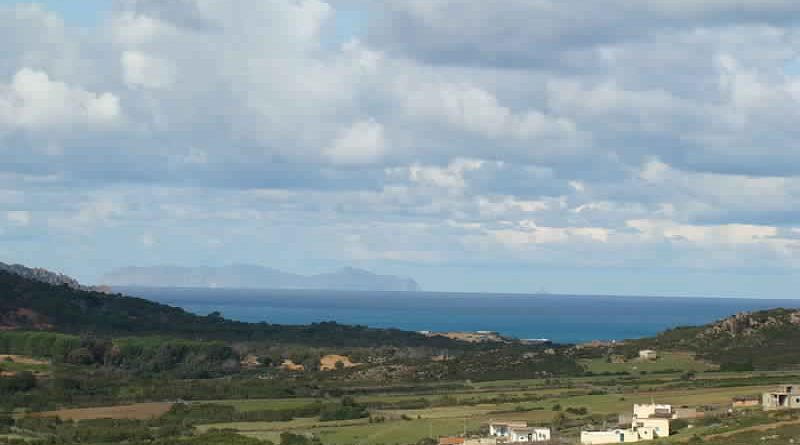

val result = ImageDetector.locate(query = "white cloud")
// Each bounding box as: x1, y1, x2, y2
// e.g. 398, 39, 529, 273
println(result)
6, 1, 800, 293
6, 211, 31, 227
325, 119, 388, 165
0, 68, 121, 129
627, 219, 781, 246
122, 51, 176, 89
140, 232, 157, 247
488, 222, 611, 248
112, 11, 176, 47
402, 80, 579, 144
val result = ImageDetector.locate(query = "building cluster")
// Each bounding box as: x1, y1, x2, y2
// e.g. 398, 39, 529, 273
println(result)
436, 384, 800, 445
489, 421, 552, 443
581, 404, 672, 444
438, 421, 552, 445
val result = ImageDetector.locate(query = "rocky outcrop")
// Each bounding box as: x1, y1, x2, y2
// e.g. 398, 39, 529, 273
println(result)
696, 309, 800, 340
0, 262, 110, 294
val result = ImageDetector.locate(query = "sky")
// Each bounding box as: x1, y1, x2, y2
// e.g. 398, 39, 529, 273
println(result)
2, 1, 800, 298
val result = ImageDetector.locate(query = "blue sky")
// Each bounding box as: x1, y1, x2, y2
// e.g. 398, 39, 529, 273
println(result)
3, 0, 110, 25
3, 1, 800, 297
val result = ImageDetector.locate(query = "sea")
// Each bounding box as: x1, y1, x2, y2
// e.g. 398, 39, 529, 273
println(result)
121, 287, 800, 344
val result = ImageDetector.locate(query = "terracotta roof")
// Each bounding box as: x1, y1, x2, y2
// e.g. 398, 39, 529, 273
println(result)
439, 437, 465, 445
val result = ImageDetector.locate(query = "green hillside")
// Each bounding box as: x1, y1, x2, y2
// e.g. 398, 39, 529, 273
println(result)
0, 269, 459, 349
626, 308, 800, 370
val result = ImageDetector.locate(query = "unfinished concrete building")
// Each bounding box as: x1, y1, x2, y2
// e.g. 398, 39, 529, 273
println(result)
763, 385, 800, 410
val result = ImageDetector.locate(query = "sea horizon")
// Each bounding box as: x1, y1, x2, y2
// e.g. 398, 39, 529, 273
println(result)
120, 286, 800, 344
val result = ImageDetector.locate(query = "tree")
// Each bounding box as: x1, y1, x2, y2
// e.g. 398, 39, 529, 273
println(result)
552, 412, 568, 430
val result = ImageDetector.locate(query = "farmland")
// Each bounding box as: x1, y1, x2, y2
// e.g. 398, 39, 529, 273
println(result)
184, 371, 796, 445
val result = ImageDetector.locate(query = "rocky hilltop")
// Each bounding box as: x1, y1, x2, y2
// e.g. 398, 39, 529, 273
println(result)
698, 309, 800, 339
102, 264, 421, 292
0, 261, 109, 293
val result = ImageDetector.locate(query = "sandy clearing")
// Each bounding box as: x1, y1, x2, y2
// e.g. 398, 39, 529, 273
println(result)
0, 355, 49, 366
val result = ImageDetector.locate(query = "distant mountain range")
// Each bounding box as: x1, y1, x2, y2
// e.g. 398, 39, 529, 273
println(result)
101, 265, 421, 292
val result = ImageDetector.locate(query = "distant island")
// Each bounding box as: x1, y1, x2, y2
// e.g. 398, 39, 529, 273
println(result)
100, 264, 421, 292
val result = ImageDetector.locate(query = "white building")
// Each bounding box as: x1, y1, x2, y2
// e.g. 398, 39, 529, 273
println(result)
509, 427, 551, 443
638, 350, 657, 360
633, 403, 672, 420
581, 404, 671, 444
489, 422, 550, 443
490, 421, 528, 438
581, 429, 640, 444
633, 418, 670, 438
763, 385, 800, 411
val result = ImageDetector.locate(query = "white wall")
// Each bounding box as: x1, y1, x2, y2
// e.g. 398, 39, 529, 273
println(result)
581, 430, 639, 444
633, 403, 671, 419
509, 428, 550, 442
636, 418, 670, 437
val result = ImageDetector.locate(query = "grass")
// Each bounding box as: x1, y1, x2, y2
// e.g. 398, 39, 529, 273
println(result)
188, 371, 799, 445
581, 352, 717, 375
0, 355, 51, 374
210, 385, 776, 444
34, 402, 174, 421
205, 398, 320, 412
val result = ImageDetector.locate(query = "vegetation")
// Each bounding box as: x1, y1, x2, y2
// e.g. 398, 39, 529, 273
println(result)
5, 268, 800, 444
625, 308, 800, 370
0, 270, 470, 349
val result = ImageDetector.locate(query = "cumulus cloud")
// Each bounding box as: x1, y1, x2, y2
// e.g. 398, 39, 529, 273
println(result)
121, 51, 176, 89
5, 0, 800, 294
325, 119, 388, 165
0, 68, 121, 129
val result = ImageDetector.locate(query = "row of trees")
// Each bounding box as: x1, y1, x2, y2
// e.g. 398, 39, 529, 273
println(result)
0, 331, 238, 378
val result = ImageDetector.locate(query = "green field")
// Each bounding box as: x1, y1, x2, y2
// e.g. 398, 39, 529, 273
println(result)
193, 372, 785, 445
581, 351, 717, 374
205, 398, 320, 412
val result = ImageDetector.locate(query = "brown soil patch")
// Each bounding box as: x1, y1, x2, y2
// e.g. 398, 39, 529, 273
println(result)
0, 355, 50, 366
35, 402, 174, 421
320, 354, 361, 371
281, 360, 305, 372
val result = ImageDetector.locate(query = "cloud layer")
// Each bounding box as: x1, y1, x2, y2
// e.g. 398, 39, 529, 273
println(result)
2, 0, 800, 296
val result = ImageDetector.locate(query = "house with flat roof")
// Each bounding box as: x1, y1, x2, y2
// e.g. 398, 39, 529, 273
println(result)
489, 421, 550, 443
638, 350, 657, 361
581, 404, 671, 444
763, 385, 800, 410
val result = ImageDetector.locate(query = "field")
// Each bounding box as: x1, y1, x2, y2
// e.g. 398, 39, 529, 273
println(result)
6, 356, 800, 445
35, 402, 174, 421
581, 351, 717, 374
190, 369, 793, 445
0, 355, 50, 374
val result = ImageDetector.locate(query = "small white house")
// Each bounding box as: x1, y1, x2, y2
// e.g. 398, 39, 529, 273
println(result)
581, 404, 672, 444
490, 422, 550, 443
509, 427, 551, 443
639, 350, 657, 361
490, 421, 527, 438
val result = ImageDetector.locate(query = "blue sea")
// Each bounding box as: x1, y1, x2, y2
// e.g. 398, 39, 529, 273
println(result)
122, 287, 800, 344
